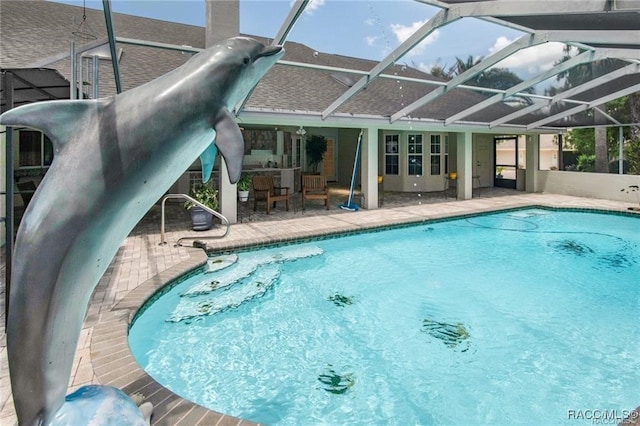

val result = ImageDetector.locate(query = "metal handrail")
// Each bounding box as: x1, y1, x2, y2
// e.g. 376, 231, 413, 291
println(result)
160, 193, 230, 246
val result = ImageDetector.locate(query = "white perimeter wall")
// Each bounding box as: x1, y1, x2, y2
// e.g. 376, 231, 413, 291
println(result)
537, 170, 640, 204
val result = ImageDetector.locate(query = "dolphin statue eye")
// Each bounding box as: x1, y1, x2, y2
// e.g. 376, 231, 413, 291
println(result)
243, 56, 250, 65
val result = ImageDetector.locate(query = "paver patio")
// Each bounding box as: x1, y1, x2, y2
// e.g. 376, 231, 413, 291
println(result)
1, 188, 638, 425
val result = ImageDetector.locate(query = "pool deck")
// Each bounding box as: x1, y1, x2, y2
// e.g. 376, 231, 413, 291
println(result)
1, 189, 639, 425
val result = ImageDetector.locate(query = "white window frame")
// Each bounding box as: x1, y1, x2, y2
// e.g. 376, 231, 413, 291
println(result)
407, 133, 423, 176
384, 134, 399, 176
430, 134, 442, 176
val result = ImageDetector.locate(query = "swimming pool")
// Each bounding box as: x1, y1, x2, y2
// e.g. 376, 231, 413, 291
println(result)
129, 208, 640, 425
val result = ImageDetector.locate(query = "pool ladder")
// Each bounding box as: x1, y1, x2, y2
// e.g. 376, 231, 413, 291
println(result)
159, 193, 230, 247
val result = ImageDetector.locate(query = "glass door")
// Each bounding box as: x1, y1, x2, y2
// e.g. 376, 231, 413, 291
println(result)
494, 136, 518, 189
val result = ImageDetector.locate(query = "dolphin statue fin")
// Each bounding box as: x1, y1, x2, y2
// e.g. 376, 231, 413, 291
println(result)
213, 109, 244, 184
0, 100, 101, 153
199, 143, 218, 183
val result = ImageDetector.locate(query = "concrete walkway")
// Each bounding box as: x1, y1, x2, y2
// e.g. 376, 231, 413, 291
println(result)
1, 189, 638, 425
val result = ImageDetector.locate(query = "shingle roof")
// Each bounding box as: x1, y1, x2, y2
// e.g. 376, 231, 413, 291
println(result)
0, 0, 514, 127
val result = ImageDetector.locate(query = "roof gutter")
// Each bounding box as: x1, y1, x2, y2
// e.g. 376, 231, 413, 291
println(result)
236, 108, 562, 134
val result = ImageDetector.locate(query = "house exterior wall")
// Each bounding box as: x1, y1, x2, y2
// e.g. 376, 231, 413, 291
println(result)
337, 128, 361, 188
536, 170, 640, 203
379, 130, 452, 193
472, 134, 493, 187
379, 131, 497, 193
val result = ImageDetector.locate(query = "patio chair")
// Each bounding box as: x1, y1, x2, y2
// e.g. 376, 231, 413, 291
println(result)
252, 175, 290, 214
302, 175, 329, 210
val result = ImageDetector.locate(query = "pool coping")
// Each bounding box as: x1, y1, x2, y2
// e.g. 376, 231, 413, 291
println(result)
90, 198, 640, 426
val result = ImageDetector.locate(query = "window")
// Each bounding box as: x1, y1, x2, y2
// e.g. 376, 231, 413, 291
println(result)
385, 134, 399, 175
19, 131, 53, 168
407, 134, 422, 176
430, 134, 441, 175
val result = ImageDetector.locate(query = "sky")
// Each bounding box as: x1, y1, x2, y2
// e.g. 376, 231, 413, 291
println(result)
50, 0, 568, 91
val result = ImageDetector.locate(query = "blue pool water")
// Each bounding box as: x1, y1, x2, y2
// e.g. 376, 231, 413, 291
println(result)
129, 209, 640, 425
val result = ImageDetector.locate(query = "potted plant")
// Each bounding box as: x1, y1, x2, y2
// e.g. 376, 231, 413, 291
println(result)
237, 173, 252, 202
184, 182, 218, 231
305, 134, 327, 174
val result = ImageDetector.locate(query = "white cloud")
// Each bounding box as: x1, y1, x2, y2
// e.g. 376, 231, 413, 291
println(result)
416, 62, 434, 74
488, 36, 513, 55
488, 37, 566, 76
365, 35, 381, 47
390, 20, 440, 56
304, 0, 325, 15
364, 18, 376, 26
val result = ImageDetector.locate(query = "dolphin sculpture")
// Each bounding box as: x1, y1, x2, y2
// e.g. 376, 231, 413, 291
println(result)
0, 36, 283, 425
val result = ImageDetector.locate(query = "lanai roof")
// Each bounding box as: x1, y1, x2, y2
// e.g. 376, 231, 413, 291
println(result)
1, 0, 638, 133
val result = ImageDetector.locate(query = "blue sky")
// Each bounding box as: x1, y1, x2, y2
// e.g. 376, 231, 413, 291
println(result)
50, 0, 567, 88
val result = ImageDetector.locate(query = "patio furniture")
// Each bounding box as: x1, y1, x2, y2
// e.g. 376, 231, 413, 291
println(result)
302, 175, 329, 210
252, 175, 290, 214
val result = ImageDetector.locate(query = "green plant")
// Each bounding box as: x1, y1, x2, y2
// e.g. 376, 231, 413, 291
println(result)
237, 173, 252, 191
184, 182, 218, 210
576, 154, 595, 172
305, 134, 327, 173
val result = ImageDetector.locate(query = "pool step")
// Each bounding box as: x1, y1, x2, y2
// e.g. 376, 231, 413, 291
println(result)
168, 265, 281, 322
182, 246, 323, 297
168, 246, 324, 322
206, 254, 238, 273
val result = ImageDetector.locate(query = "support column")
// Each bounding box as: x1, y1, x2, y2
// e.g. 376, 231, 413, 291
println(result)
219, 161, 237, 223
558, 133, 563, 171
3, 71, 14, 327
456, 131, 473, 200
361, 127, 379, 209
207, 0, 240, 223
92, 55, 100, 99
525, 134, 539, 193
276, 130, 284, 164
618, 127, 624, 174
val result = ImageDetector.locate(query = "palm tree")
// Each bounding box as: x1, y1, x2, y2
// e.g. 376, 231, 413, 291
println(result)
429, 63, 455, 80
555, 46, 627, 172
452, 55, 483, 81
431, 55, 534, 104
